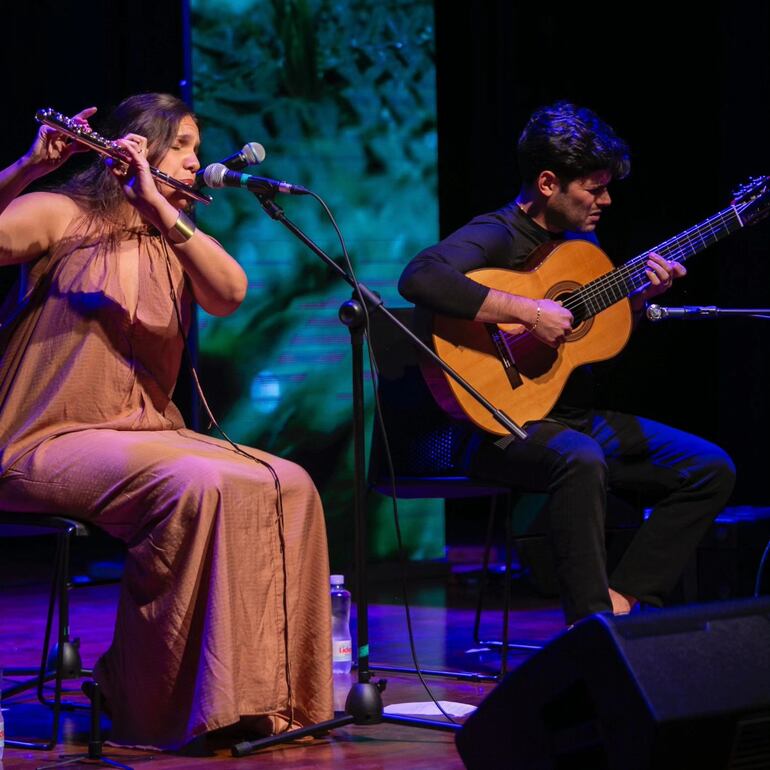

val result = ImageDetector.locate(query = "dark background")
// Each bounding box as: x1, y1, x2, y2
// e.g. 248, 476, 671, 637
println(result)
2, 2, 768, 507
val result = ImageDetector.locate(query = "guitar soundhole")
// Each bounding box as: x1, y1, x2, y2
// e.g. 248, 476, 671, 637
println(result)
547, 281, 593, 342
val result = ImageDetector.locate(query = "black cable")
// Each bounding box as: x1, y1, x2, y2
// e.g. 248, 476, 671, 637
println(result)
159, 236, 295, 731
306, 191, 458, 725
754, 537, 770, 598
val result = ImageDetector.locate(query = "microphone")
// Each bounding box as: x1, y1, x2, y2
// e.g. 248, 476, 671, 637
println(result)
646, 304, 719, 321
194, 143, 266, 187
213, 142, 266, 170
201, 162, 310, 196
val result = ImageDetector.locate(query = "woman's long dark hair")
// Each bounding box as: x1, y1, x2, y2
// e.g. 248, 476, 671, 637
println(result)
58, 93, 195, 227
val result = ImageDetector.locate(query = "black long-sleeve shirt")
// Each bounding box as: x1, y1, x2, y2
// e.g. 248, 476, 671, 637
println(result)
398, 201, 598, 413
399, 202, 567, 318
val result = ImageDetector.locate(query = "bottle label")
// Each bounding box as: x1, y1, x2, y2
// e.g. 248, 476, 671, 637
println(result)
332, 640, 352, 662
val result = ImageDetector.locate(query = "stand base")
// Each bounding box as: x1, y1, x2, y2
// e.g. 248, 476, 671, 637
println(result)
231, 680, 461, 757
345, 680, 386, 723
35, 682, 153, 770
37, 754, 140, 770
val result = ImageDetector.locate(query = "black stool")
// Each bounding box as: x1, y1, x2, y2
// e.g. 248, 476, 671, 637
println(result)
1, 512, 110, 750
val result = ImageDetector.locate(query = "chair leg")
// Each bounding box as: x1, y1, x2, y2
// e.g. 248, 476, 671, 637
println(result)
49, 528, 70, 742
4, 529, 67, 750
38, 525, 86, 704
370, 494, 504, 683
501, 494, 513, 677
4, 523, 86, 750
473, 495, 498, 646
681, 551, 699, 604
474, 498, 545, 666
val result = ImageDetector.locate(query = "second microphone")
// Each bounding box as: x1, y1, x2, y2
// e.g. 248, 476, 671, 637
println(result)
201, 163, 309, 196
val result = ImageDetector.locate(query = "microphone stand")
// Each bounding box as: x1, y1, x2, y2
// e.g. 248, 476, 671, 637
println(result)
648, 305, 770, 321
228, 190, 526, 758
701, 308, 770, 319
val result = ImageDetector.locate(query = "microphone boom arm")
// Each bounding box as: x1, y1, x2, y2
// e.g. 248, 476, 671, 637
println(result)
647, 303, 770, 321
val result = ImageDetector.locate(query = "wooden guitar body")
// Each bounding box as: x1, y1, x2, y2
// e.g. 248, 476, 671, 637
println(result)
429, 240, 632, 434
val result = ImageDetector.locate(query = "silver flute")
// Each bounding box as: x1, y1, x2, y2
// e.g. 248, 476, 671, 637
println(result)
35, 108, 212, 204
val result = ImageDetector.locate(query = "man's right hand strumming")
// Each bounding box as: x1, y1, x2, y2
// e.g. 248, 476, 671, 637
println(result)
475, 288, 574, 348
527, 297, 574, 348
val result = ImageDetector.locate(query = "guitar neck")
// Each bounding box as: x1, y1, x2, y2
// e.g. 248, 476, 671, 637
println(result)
572, 205, 744, 319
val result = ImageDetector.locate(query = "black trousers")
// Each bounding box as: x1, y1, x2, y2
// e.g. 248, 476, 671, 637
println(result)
461, 409, 736, 624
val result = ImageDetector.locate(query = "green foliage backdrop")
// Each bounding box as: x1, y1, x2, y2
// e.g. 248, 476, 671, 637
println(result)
191, 0, 442, 564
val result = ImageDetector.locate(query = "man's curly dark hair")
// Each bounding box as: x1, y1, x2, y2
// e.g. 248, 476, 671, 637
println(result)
517, 101, 630, 186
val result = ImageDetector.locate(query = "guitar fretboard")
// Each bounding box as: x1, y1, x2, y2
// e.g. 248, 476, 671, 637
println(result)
564, 205, 744, 321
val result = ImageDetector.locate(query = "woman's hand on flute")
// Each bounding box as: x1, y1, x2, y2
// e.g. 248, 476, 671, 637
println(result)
109, 133, 169, 224
24, 106, 98, 175
1, 107, 96, 224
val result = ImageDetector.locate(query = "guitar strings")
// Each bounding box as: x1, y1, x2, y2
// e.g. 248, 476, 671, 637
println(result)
566, 207, 737, 308
495, 178, 766, 348
497, 206, 741, 349
565, 216, 718, 310
559, 206, 740, 316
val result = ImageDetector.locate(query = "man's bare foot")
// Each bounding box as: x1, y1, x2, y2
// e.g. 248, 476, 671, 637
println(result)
609, 587, 637, 615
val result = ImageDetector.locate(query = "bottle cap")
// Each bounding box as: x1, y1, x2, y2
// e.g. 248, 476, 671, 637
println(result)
330, 574, 344, 585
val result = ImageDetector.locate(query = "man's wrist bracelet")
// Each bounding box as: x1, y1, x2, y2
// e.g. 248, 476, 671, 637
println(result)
166, 211, 196, 244
530, 303, 541, 332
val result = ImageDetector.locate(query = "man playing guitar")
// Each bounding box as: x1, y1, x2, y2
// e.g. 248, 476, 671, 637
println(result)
399, 101, 735, 624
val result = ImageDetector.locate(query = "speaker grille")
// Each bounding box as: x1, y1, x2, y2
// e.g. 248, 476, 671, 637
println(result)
729, 712, 770, 769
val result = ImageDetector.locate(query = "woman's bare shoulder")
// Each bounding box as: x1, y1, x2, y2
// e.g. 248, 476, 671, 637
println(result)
12, 190, 82, 215
1, 192, 86, 265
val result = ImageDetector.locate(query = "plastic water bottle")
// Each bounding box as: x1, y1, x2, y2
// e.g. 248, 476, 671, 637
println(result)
330, 574, 352, 674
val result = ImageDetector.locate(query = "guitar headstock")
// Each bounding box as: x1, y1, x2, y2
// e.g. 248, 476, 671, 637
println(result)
732, 176, 770, 226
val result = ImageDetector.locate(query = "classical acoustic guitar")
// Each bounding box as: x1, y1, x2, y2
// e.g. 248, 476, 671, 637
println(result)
427, 176, 770, 435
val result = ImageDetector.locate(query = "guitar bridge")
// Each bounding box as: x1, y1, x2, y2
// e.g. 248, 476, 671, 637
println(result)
486, 324, 523, 390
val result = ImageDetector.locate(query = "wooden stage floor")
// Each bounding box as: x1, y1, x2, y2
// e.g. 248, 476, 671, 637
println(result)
1, 572, 565, 769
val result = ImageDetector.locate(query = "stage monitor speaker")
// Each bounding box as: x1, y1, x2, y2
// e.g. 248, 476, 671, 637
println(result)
456, 598, 770, 770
